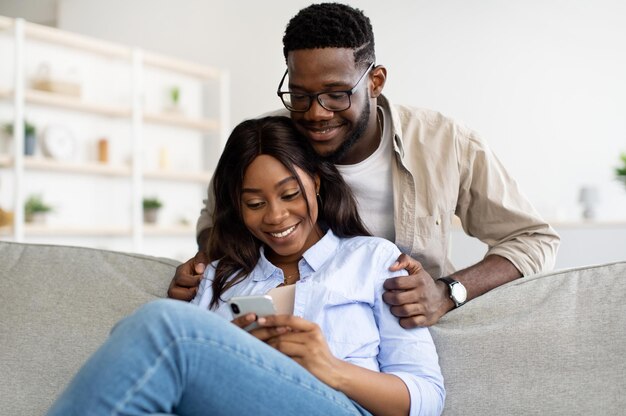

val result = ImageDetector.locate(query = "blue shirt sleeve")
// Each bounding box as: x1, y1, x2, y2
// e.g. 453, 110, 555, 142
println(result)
190, 261, 218, 309
372, 243, 446, 416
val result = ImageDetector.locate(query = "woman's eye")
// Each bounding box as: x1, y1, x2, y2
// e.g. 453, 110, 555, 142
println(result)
245, 201, 264, 209
283, 190, 300, 200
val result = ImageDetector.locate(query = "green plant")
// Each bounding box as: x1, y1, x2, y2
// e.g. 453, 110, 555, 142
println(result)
616, 152, 626, 178
4, 120, 36, 137
24, 194, 52, 216
143, 197, 163, 210
169, 86, 180, 105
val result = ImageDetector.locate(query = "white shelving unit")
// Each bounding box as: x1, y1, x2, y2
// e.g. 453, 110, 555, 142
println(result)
0, 16, 229, 259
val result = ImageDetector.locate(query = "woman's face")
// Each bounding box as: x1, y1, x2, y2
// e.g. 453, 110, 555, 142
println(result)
241, 154, 321, 263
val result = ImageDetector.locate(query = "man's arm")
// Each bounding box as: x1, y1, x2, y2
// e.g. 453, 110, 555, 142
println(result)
167, 187, 214, 301
383, 125, 559, 327
384, 254, 520, 327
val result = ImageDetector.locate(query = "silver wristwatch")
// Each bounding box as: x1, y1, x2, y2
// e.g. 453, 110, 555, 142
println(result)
438, 276, 467, 308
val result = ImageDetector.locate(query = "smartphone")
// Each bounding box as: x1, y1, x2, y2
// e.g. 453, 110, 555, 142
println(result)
228, 295, 276, 331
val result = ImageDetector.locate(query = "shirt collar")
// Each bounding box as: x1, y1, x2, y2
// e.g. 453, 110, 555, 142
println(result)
251, 230, 340, 282
301, 229, 340, 272
377, 94, 405, 158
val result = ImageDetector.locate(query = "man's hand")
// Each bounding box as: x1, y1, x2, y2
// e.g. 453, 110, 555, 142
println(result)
167, 250, 208, 301
383, 254, 453, 328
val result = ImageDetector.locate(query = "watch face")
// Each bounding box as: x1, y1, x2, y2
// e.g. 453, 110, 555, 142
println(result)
451, 282, 467, 304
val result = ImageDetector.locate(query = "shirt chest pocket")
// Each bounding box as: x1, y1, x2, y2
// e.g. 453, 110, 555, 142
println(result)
411, 211, 454, 277
414, 211, 453, 238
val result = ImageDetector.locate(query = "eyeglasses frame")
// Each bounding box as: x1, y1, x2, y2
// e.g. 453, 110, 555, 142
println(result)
276, 61, 375, 113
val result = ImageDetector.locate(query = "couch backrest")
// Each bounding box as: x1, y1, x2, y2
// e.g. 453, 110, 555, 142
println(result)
0, 241, 178, 416
2, 240, 625, 415
430, 261, 626, 415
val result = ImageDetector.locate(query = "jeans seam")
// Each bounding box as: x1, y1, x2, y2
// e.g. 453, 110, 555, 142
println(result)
112, 335, 357, 415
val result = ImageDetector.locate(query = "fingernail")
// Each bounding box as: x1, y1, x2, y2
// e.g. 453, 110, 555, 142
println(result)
257, 317, 266, 325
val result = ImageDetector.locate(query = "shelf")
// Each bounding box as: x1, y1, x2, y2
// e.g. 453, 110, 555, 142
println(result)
0, 87, 10, 99
0, 155, 212, 182
549, 220, 626, 229
0, 88, 131, 118
143, 224, 195, 236
0, 155, 131, 176
144, 169, 213, 183
0, 224, 195, 237
450, 215, 626, 231
0, 224, 132, 237
25, 89, 131, 117
0, 14, 228, 258
0, 89, 218, 132
143, 51, 220, 80
144, 111, 218, 132
0, 16, 131, 59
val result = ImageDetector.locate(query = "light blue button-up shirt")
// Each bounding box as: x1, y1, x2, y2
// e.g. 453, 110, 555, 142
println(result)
192, 230, 445, 416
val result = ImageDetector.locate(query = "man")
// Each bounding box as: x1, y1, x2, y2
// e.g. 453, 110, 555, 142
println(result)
168, 3, 559, 327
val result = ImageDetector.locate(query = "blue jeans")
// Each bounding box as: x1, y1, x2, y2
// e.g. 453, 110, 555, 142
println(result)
47, 299, 370, 416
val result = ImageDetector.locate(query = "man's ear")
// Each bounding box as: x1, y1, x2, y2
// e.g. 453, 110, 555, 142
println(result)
370, 65, 387, 98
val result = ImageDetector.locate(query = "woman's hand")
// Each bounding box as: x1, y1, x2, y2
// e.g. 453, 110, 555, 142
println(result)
231, 314, 291, 337
230, 313, 257, 330
255, 315, 344, 388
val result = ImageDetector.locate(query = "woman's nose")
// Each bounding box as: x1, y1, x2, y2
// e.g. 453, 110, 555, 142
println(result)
264, 202, 289, 224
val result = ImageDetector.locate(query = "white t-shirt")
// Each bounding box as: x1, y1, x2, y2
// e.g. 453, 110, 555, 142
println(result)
337, 106, 395, 241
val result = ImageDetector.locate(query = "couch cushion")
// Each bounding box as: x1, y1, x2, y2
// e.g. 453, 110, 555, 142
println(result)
430, 261, 626, 415
0, 241, 178, 416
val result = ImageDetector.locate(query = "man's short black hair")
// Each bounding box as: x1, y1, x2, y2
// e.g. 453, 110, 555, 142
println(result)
282, 2, 376, 69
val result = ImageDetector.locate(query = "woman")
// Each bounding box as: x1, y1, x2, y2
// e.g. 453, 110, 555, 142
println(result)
47, 117, 444, 416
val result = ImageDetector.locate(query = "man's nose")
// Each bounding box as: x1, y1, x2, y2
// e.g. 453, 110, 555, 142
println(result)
304, 97, 334, 121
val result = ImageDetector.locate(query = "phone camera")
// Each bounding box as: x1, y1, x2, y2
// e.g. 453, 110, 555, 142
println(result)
230, 303, 240, 314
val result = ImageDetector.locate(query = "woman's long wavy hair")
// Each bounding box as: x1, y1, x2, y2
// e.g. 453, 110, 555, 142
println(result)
207, 116, 370, 308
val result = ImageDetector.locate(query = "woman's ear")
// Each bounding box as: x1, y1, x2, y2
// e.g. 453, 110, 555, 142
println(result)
370, 64, 387, 98
314, 174, 321, 195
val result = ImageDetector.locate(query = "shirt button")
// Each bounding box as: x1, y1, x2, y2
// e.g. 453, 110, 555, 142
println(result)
435, 217, 441, 226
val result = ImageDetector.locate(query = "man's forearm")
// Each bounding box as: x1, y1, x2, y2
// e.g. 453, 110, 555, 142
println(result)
450, 254, 521, 304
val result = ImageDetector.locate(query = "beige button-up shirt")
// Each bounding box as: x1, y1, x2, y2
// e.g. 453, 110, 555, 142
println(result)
197, 96, 560, 279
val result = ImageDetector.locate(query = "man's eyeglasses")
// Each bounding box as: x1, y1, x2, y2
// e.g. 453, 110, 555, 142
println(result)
276, 62, 375, 113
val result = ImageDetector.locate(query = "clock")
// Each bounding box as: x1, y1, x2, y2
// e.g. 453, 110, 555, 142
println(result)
42, 125, 76, 161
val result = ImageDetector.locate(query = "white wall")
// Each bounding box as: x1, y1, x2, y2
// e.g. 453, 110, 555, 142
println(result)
3, 0, 625, 266
55, 0, 626, 223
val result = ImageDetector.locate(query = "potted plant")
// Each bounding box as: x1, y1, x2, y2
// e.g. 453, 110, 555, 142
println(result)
24, 194, 53, 223
3, 120, 37, 156
616, 152, 626, 189
142, 197, 163, 224
165, 86, 181, 113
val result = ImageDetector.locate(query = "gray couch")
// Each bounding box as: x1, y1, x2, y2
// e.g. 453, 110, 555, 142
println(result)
1, 240, 625, 415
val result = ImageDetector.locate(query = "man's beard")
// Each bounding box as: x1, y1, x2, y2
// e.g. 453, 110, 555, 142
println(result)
322, 98, 370, 164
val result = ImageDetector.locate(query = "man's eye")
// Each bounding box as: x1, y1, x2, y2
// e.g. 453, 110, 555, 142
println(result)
326, 93, 346, 100
290, 94, 308, 102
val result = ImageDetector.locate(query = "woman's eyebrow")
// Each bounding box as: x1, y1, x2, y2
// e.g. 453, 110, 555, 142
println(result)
242, 176, 297, 194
